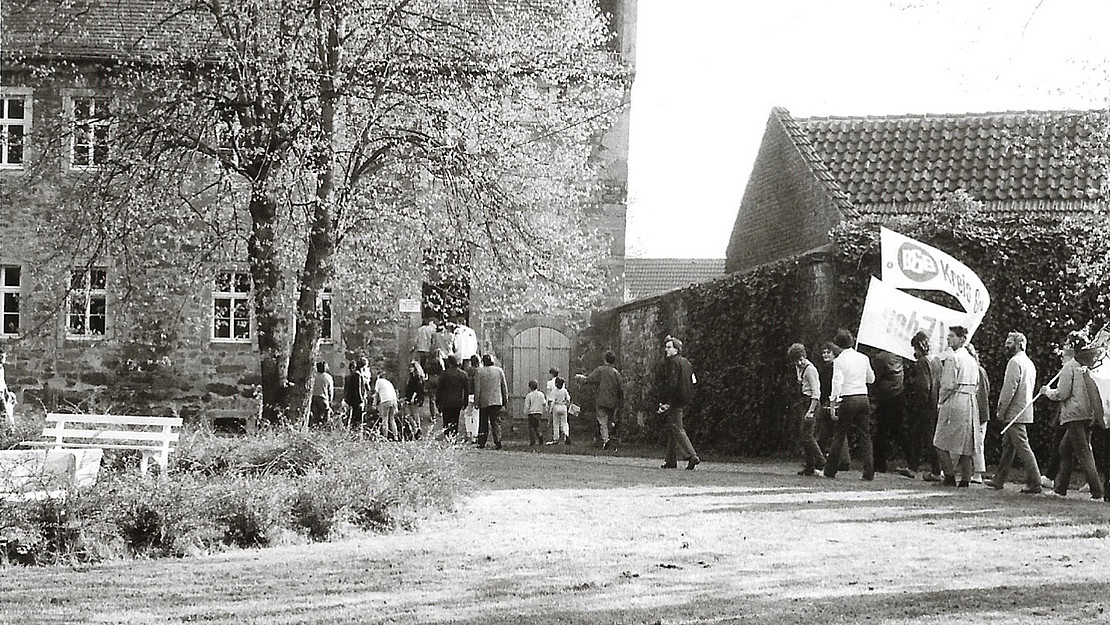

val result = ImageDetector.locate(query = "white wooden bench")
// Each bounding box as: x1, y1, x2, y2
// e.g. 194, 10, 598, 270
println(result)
22, 413, 183, 475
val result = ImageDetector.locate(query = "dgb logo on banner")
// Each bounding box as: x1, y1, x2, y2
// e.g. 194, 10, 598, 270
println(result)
894, 242, 939, 282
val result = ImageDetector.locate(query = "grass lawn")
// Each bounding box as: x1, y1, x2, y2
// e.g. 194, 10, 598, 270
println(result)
3, 440, 1110, 624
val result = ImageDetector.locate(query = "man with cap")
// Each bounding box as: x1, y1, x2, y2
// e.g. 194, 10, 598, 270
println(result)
658, 336, 700, 470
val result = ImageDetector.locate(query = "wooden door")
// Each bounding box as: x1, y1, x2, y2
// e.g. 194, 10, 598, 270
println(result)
509, 326, 570, 420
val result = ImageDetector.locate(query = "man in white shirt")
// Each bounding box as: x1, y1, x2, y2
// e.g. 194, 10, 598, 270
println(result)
825, 329, 876, 481
374, 373, 400, 440
452, 320, 479, 363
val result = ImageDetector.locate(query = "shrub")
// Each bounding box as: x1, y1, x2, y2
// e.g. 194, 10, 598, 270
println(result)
0, 430, 466, 565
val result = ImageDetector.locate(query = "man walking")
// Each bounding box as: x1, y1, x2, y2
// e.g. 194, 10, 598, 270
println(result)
658, 337, 700, 470
871, 350, 917, 478
309, 361, 334, 428
788, 343, 825, 476
825, 329, 875, 481
985, 332, 1042, 493
475, 354, 508, 450
577, 350, 624, 450
905, 331, 942, 482
436, 355, 470, 438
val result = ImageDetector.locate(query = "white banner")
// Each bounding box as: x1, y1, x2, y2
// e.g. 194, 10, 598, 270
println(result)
880, 227, 990, 332
857, 277, 974, 360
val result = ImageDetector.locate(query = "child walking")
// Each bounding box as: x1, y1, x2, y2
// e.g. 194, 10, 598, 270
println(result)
524, 380, 547, 446
549, 377, 572, 445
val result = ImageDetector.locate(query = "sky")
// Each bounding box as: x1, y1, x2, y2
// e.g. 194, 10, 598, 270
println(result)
625, 0, 1110, 258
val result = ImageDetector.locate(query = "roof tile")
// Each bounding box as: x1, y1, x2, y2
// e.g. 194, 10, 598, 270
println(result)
788, 109, 1110, 207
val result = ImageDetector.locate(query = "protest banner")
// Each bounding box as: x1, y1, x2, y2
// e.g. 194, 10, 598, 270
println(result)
857, 276, 973, 360
880, 227, 990, 333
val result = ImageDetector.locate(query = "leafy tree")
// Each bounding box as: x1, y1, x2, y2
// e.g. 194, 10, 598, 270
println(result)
3, 0, 628, 422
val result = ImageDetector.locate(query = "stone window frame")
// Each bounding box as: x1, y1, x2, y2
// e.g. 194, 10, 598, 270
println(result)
0, 87, 32, 169
0, 264, 22, 337
211, 269, 254, 344
67, 265, 109, 340
63, 90, 113, 171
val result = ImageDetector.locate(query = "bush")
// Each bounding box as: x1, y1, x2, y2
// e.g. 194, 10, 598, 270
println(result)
0, 429, 466, 565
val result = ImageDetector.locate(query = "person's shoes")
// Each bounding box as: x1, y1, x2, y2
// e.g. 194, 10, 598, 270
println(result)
686, 456, 701, 470
941, 476, 957, 487
661, 463, 678, 469
922, 472, 942, 483
494, 443, 502, 450
544, 441, 558, 446
529, 442, 536, 446
969, 475, 983, 484
797, 469, 811, 476
476, 445, 486, 449
957, 481, 970, 488
861, 474, 874, 482
983, 479, 1004, 490
1043, 490, 1066, 499
1040, 475, 1054, 489
564, 438, 572, 445
1019, 487, 1043, 494
895, 468, 916, 479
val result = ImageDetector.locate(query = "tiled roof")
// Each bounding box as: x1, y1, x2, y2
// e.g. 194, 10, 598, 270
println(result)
623, 258, 725, 301
0, 0, 570, 62
1, 0, 202, 61
777, 108, 1110, 210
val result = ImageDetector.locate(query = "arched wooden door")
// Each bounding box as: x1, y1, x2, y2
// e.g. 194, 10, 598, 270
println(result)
510, 326, 571, 420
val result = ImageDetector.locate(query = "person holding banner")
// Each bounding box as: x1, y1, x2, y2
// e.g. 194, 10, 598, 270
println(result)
984, 332, 1042, 493
905, 331, 943, 482
870, 350, 916, 479
1043, 333, 1103, 500
933, 326, 979, 487
824, 329, 875, 481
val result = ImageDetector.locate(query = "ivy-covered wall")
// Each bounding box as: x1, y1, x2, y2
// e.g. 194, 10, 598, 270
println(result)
607, 211, 1110, 461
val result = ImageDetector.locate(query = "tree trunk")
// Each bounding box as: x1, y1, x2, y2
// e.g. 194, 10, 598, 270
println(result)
284, 8, 342, 427
248, 184, 291, 424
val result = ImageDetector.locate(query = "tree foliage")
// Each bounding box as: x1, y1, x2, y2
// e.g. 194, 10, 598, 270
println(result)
3, 0, 629, 422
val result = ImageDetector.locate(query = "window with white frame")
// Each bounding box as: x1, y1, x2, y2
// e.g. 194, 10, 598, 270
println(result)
0, 90, 30, 168
320, 287, 333, 342
213, 270, 252, 342
68, 267, 107, 337
1, 266, 20, 336
71, 96, 110, 169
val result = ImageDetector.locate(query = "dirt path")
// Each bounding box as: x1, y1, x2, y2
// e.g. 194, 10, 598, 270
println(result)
4, 448, 1110, 624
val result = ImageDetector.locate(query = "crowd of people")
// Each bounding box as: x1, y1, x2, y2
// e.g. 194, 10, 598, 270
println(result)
787, 326, 1109, 500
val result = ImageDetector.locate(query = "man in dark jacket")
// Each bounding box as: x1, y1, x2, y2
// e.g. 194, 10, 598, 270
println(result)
871, 349, 916, 478
436, 355, 470, 438
658, 337, 699, 470
577, 350, 624, 450
905, 331, 943, 482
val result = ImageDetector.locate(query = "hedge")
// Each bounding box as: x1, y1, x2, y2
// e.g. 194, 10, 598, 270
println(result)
614, 208, 1110, 463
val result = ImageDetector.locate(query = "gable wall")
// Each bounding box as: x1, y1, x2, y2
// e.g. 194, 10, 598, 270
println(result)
724, 115, 845, 273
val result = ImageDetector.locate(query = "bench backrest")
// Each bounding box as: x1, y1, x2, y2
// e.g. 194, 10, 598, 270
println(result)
43, 413, 183, 449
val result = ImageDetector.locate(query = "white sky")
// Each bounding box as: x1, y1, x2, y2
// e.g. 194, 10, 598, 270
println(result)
625, 0, 1110, 258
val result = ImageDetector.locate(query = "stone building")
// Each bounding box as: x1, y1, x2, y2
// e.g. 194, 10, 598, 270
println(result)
0, 0, 636, 425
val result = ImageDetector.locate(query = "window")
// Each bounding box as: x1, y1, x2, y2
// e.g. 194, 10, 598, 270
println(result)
71, 96, 110, 169
0, 89, 31, 168
320, 287, 333, 342
68, 267, 107, 337
213, 270, 251, 342
1, 266, 20, 336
